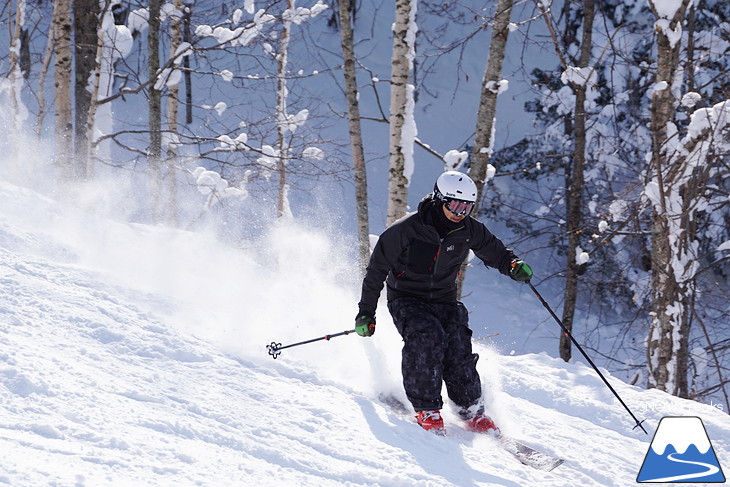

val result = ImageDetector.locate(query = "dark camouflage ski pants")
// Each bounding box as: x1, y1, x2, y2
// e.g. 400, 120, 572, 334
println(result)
387, 297, 482, 416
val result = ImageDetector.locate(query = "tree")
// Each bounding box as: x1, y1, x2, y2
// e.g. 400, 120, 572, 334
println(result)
681, 0, 730, 404
275, 0, 295, 218
647, 0, 708, 397
53, 0, 73, 179
6, 0, 27, 169
36, 11, 55, 141
494, 0, 727, 396
165, 0, 184, 224
83, 1, 132, 178
269, 1, 329, 217
148, 0, 163, 221
74, 0, 101, 179
456, 0, 513, 298
484, 0, 655, 378
511, 0, 596, 362
387, 0, 417, 226
558, 0, 595, 362
337, 0, 370, 275
467, 0, 514, 204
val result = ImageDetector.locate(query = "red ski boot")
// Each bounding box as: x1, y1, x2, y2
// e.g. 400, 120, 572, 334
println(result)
415, 410, 445, 434
465, 413, 501, 436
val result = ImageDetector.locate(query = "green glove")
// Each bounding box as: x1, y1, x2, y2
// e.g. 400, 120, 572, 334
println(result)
355, 314, 376, 337
510, 259, 533, 283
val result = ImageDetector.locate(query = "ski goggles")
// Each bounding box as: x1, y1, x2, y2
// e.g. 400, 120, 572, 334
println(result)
444, 198, 475, 216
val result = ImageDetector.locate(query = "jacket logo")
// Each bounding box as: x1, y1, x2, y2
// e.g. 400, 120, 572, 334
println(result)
446, 245, 455, 252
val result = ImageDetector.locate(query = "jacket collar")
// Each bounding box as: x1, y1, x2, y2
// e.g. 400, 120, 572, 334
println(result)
418, 194, 467, 237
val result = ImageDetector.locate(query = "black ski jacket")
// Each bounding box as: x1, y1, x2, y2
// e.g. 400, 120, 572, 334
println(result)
358, 195, 516, 316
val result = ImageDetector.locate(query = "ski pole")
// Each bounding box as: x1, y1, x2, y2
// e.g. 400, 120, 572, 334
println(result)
266, 329, 357, 359
527, 281, 648, 435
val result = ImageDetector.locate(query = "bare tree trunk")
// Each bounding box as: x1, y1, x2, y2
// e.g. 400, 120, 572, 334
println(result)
36, 21, 55, 140
386, 0, 416, 226
337, 0, 370, 276
457, 0, 513, 298
8, 0, 24, 115
560, 0, 595, 362
646, 0, 691, 395
276, 0, 294, 218
19, 28, 31, 79
7, 0, 25, 172
74, 0, 101, 179
182, 2, 193, 125
53, 0, 74, 180
166, 0, 183, 225
670, 102, 727, 395
149, 0, 163, 222
535, 0, 595, 362
82, 0, 115, 180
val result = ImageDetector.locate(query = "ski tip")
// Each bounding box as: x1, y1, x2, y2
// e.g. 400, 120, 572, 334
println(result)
546, 458, 565, 472
500, 436, 565, 472
520, 455, 565, 472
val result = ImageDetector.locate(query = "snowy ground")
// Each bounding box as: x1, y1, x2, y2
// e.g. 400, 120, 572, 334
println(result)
1, 180, 729, 487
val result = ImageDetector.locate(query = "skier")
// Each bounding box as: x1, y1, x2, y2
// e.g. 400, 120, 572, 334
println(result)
355, 171, 533, 435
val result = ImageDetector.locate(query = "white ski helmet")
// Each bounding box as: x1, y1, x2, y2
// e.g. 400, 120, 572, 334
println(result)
434, 171, 478, 203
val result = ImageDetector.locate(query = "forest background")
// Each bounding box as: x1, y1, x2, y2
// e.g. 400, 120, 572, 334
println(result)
1, 0, 728, 408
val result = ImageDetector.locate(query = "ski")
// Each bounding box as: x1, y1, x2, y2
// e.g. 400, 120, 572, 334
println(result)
499, 436, 564, 472
378, 393, 564, 472
378, 393, 412, 415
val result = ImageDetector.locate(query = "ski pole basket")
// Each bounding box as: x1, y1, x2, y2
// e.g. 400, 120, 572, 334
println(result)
266, 329, 357, 359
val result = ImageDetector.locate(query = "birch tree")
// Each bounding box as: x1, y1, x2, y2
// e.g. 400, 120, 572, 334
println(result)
36, 18, 54, 140
7, 0, 24, 116
6, 0, 27, 169
84, 1, 132, 178
456, 0, 513, 298
387, 0, 417, 226
467, 0, 513, 204
276, 0, 295, 218
337, 0, 370, 275
53, 0, 73, 179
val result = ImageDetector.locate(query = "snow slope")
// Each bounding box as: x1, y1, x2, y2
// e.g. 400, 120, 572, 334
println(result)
1, 180, 729, 487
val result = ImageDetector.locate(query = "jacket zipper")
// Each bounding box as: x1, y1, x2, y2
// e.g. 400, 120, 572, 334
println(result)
428, 225, 464, 300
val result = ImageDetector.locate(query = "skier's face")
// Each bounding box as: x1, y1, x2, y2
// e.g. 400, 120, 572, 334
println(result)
443, 204, 467, 223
